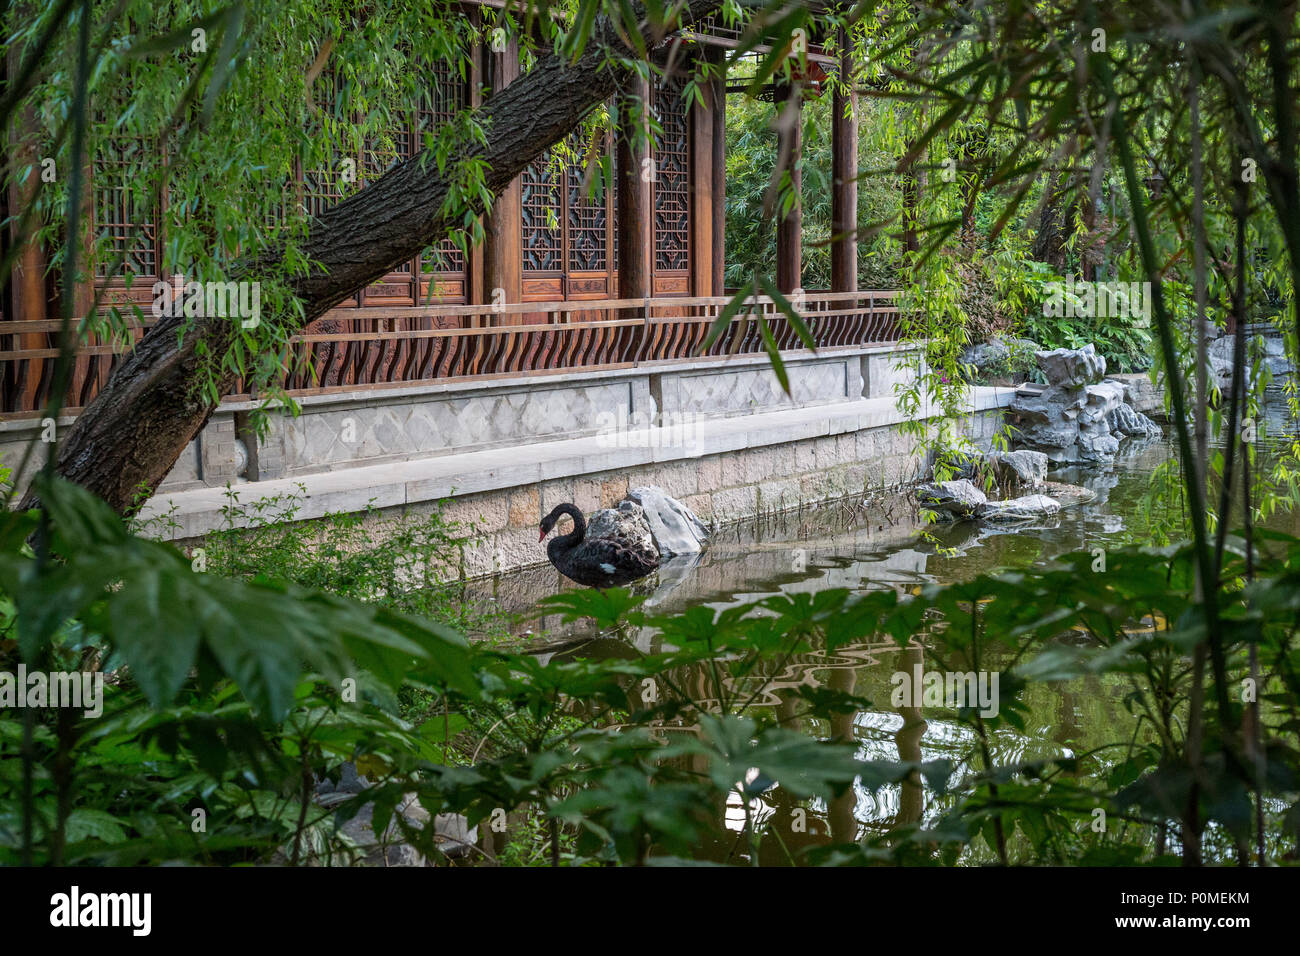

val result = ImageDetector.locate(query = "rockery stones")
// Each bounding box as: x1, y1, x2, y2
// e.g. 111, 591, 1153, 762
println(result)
1008, 345, 1161, 463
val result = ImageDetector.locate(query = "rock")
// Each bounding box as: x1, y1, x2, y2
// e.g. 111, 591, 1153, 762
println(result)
314, 761, 369, 796
1018, 421, 1083, 461
977, 494, 1062, 522
1036, 343, 1106, 387
586, 500, 657, 556
336, 801, 428, 867
933, 446, 985, 481
1076, 379, 1125, 461
960, 339, 1009, 374
916, 479, 988, 520
1208, 335, 1233, 386
959, 336, 1042, 381
1108, 372, 1163, 416
1107, 401, 1162, 438
1009, 349, 1146, 463
626, 486, 709, 556
989, 450, 1048, 489
291, 764, 478, 866
1208, 329, 1294, 389
431, 812, 478, 859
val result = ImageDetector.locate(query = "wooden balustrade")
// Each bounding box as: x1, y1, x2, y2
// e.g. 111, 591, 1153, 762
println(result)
0, 291, 903, 418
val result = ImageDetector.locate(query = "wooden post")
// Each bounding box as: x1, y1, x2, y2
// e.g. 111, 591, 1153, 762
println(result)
690, 54, 714, 298
831, 32, 858, 293
466, 9, 485, 304
710, 50, 727, 295
617, 74, 652, 305
4, 46, 49, 412
775, 81, 802, 294
7, 125, 46, 326
482, 34, 521, 308
5, 43, 47, 329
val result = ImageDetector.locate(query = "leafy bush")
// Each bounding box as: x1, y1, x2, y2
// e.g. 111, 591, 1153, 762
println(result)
4, 475, 1299, 866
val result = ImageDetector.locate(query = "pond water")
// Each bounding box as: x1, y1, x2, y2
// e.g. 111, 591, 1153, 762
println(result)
460, 425, 1298, 861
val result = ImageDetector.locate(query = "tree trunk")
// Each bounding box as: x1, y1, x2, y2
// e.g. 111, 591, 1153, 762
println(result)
37, 3, 723, 515
1031, 169, 1075, 272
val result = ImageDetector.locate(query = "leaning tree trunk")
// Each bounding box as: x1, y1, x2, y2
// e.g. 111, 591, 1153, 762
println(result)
37, 3, 723, 515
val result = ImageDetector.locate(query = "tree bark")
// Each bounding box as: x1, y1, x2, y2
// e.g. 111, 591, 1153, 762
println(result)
38, 3, 723, 515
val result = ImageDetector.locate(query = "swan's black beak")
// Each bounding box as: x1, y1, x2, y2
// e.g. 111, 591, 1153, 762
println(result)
538, 527, 547, 542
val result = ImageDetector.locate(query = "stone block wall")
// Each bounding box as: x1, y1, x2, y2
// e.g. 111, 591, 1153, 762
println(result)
409, 410, 998, 580
0, 345, 924, 498
0, 411, 242, 496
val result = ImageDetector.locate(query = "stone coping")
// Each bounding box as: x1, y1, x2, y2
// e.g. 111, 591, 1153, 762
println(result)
216, 342, 925, 414
139, 385, 1014, 541
0, 343, 925, 434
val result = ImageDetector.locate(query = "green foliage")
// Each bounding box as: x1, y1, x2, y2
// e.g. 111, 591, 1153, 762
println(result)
5, 0, 1300, 870
724, 95, 903, 291
5, 472, 1300, 866
190, 484, 510, 637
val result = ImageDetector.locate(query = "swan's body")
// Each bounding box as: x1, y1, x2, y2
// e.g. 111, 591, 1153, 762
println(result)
539, 502, 660, 588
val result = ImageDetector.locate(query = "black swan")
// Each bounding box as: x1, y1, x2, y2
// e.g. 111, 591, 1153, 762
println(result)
539, 503, 660, 588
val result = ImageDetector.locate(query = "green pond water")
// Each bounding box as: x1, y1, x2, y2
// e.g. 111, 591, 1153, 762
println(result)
463, 428, 1298, 860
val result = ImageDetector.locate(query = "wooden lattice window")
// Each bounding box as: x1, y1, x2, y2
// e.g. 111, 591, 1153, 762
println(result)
302, 60, 468, 278
521, 125, 616, 279
652, 73, 690, 273
93, 134, 160, 279
522, 152, 563, 273
567, 135, 610, 272
302, 66, 351, 221
650, 71, 691, 269
418, 59, 469, 276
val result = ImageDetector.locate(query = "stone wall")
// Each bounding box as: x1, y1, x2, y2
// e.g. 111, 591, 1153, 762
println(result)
0, 410, 245, 496
401, 403, 1004, 579
0, 345, 917, 496
1, 339, 1014, 582
233, 347, 894, 483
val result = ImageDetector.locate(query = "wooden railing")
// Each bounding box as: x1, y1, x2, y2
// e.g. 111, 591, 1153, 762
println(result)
0, 291, 902, 418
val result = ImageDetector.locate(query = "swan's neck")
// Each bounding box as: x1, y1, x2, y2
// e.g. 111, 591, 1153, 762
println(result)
554, 505, 585, 550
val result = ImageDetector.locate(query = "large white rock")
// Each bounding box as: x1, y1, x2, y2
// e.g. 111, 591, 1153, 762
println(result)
626, 486, 709, 556
978, 494, 1062, 521
1036, 343, 1106, 387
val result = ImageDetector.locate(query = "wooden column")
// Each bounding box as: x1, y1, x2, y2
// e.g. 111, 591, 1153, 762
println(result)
465, 9, 485, 304
7, 132, 46, 326
482, 35, 521, 307
775, 81, 802, 294
830, 33, 858, 293
710, 51, 727, 295
5, 45, 46, 328
4, 45, 49, 412
616, 75, 652, 305
690, 55, 715, 297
